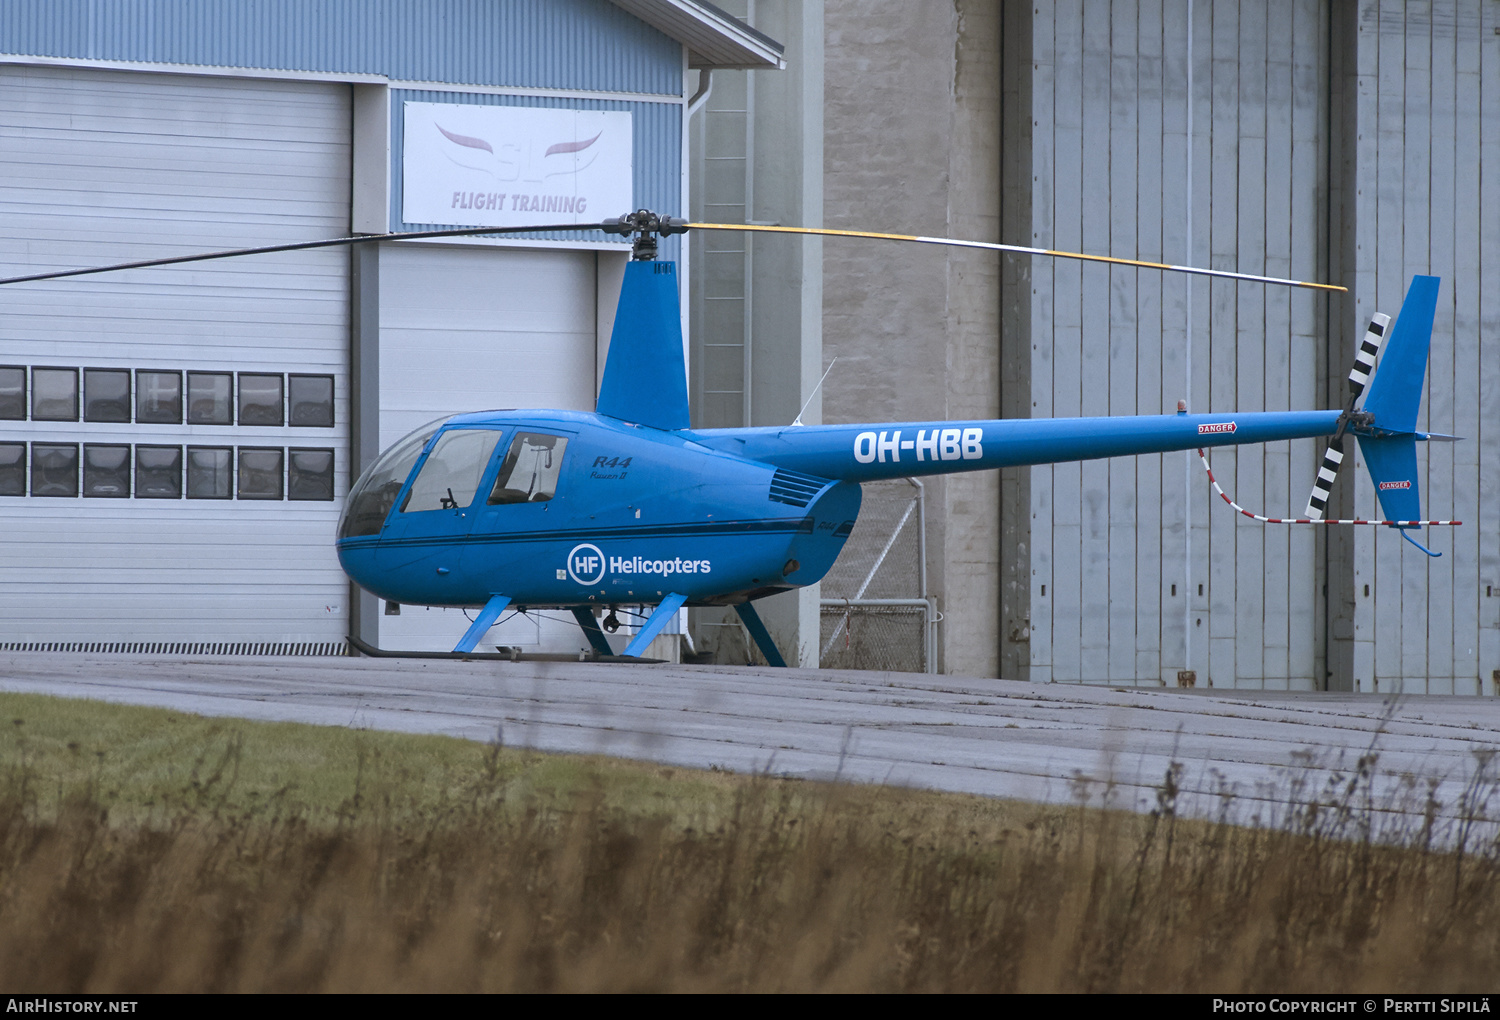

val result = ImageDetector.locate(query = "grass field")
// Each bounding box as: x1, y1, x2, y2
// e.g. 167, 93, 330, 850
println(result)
1, 690, 1498, 992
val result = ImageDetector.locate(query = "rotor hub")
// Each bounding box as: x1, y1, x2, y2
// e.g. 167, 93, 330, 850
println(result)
601, 209, 689, 260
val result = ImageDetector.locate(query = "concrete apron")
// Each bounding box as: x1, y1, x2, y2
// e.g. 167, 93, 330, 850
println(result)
2, 652, 1497, 841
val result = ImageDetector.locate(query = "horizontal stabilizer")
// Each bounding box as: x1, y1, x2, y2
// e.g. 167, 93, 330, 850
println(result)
596, 260, 691, 431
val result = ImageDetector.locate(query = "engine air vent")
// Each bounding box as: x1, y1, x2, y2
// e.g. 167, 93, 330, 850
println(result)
768, 468, 827, 508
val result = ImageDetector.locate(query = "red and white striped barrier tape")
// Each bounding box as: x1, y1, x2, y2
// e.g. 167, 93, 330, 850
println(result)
1197, 449, 1461, 526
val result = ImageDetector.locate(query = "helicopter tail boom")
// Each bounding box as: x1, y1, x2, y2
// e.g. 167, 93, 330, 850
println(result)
697, 410, 1345, 484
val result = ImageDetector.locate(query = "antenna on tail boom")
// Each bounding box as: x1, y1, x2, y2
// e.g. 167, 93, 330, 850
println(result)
791, 358, 837, 427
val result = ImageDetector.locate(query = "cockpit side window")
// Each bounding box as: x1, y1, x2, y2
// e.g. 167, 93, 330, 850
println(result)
401, 428, 504, 513
489, 432, 568, 504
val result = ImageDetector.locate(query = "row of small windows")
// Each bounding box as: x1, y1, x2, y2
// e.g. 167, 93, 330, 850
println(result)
0, 443, 335, 501
0, 367, 335, 427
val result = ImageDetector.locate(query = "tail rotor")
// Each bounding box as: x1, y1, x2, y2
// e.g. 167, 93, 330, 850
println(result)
1303, 312, 1390, 520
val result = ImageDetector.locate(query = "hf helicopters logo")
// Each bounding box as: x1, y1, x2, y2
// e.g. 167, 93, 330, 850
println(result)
564, 544, 713, 586
566, 544, 608, 585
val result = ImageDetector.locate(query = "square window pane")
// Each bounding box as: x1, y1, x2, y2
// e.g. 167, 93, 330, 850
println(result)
237, 447, 283, 499
83, 369, 132, 423
0, 443, 24, 496
83, 444, 131, 497
238, 374, 284, 426
186, 447, 232, 500
136, 371, 182, 424
31, 443, 78, 496
32, 368, 79, 422
288, 375, 334, 427
135, 445, 183, 499
187, 372, 233, 425
288, 448, 335, 500
0, 367, 24, 420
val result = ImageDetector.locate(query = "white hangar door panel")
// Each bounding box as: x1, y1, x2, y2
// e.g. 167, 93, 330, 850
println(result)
0, 65, 351, 650
378, 244, 597, 652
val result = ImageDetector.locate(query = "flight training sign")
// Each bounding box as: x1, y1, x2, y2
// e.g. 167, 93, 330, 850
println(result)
401, 102, 633, 228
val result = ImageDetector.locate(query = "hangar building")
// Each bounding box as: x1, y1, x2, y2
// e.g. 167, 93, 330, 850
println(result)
0, 0, 781, 654
692, 0, 1500, 693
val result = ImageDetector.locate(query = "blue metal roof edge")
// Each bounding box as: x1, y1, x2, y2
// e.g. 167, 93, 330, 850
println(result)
0, 0, 685, 94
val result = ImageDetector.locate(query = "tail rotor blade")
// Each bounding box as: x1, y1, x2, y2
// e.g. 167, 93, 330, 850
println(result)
1347, 312, 1391, 402
1305, 438, 1346, 520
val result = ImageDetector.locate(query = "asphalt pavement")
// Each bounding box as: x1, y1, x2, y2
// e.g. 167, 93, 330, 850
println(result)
2, 652, 1497, 828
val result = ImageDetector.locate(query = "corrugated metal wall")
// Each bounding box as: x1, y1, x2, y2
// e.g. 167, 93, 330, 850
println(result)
0, 0, 682, 95
0, 66, 352, 646
1027, 0, 1330, 688
1347, 0, 1500, 695
0, 2, 689, 654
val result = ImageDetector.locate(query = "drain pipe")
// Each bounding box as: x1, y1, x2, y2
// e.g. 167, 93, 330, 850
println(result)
907, 476, 937, 673
687, 69, 714, 118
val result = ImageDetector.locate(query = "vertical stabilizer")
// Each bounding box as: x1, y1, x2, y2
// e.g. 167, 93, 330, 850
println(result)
595, 260, 690, 431
1356, 276, 1439, 536
1360, 275, 1439, 434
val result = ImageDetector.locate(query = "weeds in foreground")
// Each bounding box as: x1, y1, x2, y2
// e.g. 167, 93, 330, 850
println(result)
2, 709, 1500, 991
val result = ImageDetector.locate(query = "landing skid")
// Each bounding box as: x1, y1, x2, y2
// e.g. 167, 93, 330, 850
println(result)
352, 591, 788, 667
347, 634, 661, 663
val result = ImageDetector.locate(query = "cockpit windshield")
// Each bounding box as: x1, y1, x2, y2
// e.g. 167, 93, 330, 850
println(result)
337, 417, 449, 538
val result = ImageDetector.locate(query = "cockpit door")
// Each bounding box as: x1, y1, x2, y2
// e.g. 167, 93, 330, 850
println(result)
468, 430, 574, 533
463, 430, 575, 591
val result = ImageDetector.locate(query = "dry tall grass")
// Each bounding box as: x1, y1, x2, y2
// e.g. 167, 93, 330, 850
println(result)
2, 708, 1499, 991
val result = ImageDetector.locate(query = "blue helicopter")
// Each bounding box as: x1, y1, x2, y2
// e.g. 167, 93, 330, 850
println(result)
1, 210, 1456, 666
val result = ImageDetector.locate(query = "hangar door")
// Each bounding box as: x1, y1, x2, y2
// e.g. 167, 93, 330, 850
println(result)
377, 244, 600, 652
0, 65, 351, 651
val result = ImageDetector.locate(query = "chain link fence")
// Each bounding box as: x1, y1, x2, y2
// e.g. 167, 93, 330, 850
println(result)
818, 478, 933, 672
819, 600, 928, 672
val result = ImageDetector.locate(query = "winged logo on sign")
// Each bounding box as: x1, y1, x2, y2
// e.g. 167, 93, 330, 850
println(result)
436, 124, 604, 181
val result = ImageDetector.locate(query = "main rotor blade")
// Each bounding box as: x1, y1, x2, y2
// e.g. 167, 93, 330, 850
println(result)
0, 224, 604, 286
688, 222, 1348, 294
0, 214, 1349, 294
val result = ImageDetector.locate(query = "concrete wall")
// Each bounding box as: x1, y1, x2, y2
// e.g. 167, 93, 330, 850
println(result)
822, 0, 1002, 676
999, 4, 1035, 680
